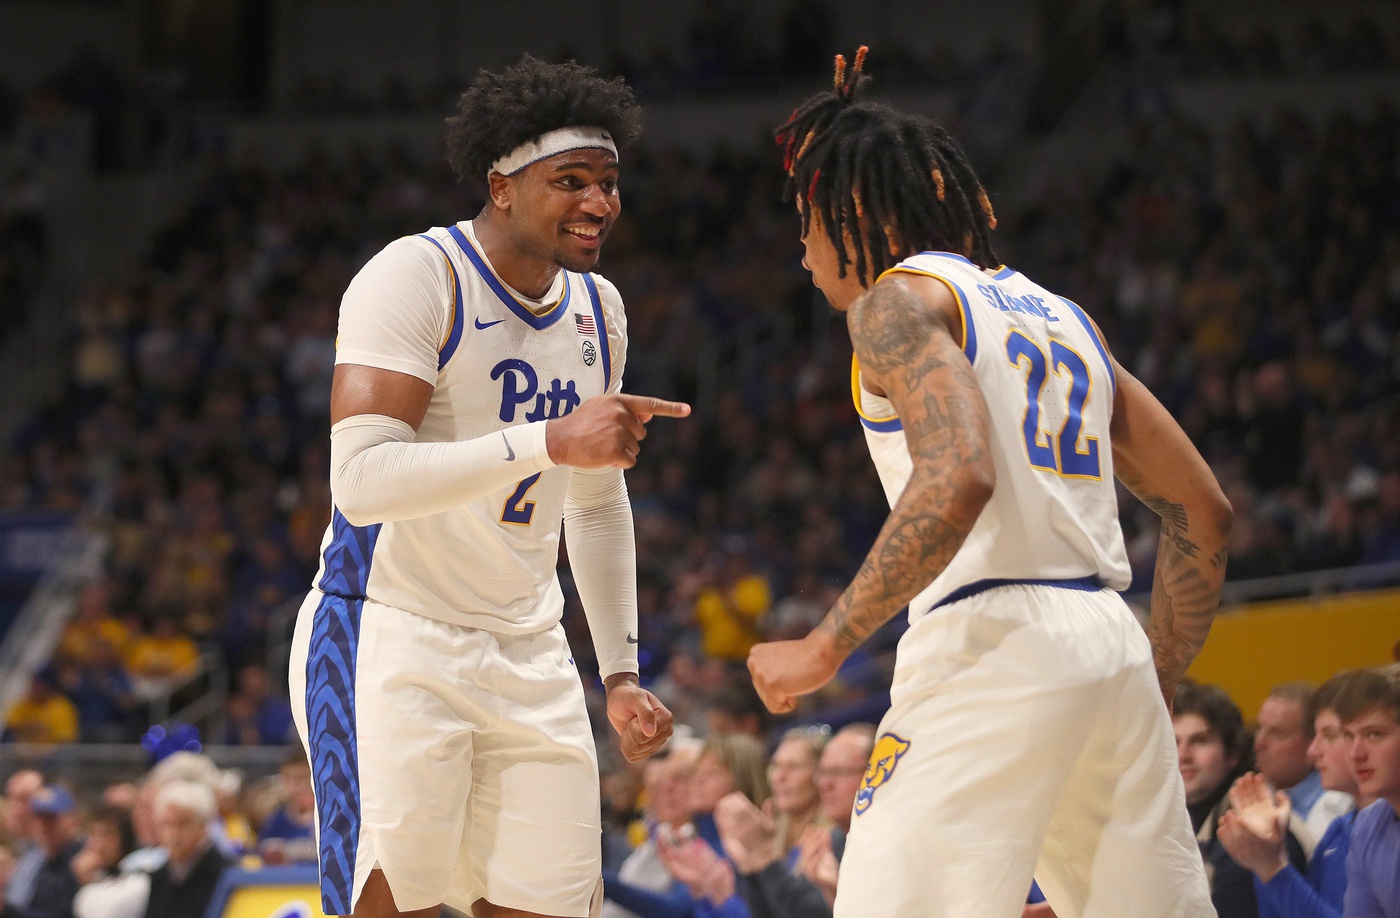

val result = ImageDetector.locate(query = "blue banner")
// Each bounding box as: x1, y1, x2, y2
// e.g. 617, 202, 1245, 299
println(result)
0, 512, 76, 588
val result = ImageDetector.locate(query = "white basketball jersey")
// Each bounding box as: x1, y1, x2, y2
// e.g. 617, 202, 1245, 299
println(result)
854, 252, 1131, 621
316, 221, 625, 634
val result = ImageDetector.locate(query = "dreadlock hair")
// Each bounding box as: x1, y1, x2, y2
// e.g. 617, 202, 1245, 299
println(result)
445, 56, 643, 183
775, 46, 999, 286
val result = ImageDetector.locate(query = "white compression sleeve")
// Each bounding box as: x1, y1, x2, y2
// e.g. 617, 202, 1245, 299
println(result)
330, 414, 554, 526
563, 467, 638, 680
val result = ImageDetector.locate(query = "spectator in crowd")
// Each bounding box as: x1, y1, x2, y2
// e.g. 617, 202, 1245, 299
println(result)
710, 723, 875, 916
1254, 683, 1355, 848
220, 665, 292, 747
1218, 671, 1366, 918
603, 738, 704, 918
605, 733, 769, 917
255, 748, 314, 865
124, 617, 199, 702
798, 722, 876, 902
142, 781, 230, 918
2, 772, 44, 911
56, 584, 129, 667
72, 805, 148, 918
766, 727, 828, 856
1336, 665, 1400, 918
212, 772, 254, 860
56, 637, 136, 743
1, 785, 83, 918
1176, 683, 1307, 918
693, 544, 773, 663
705, 681, 771, 740
4, 675, 78, 746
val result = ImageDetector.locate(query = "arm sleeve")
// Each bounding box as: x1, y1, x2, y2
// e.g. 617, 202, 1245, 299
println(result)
331, 414, 553, 526
564, 273, 638, 679
564, 468, 637, 679
1255, 866, 1342, 918
335, 236, 451, 383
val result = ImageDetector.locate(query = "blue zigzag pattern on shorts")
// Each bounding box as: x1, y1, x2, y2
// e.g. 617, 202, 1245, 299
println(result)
306, 593, 363, 915
317, 508, 381, 598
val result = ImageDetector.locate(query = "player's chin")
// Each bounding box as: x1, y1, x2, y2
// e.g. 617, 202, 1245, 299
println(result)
556, 234, 606, 272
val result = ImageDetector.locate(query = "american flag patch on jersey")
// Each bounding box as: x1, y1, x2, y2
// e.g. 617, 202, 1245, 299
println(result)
575, 314, 596, 336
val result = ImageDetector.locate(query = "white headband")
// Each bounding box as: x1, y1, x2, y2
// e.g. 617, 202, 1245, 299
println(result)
489, 126, 618, 178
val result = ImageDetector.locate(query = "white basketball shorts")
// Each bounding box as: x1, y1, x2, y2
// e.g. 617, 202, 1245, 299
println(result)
288, 590, 603, 916
833, 580, 1215, 918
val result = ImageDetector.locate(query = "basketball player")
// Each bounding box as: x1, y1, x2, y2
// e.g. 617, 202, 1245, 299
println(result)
288, 58, 688, 918
748, 49, 1232, 917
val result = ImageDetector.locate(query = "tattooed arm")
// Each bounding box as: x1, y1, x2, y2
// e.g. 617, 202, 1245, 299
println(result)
748, 274, 994, 712
1108, 355, 1232, 711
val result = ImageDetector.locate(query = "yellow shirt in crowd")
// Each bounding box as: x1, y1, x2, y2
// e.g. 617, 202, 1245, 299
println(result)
694, 575, 772, 661
6, 695, 79, 744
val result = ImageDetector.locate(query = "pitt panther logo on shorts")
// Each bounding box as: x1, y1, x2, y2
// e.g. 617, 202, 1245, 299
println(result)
854, 732, 911, 816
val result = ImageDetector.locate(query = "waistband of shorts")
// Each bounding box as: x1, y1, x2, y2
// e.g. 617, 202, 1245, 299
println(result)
930, 576, 1104, 611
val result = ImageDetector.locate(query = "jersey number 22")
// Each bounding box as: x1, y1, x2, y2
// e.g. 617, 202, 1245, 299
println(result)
1006, 330, 1101, 479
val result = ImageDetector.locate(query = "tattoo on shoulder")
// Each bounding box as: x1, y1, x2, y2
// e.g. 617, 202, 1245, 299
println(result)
848, 280, 939, 376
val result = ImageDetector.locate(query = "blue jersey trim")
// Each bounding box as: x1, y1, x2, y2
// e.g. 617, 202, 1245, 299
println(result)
582, 273, 612, 390
991, 266, 1016, 280
1057, 296, 1116, 398
316, 509, 381, 598
859, 415, 904, 433
446, 224, 570, 330
931, 576, 1103, 611
305, 592, 363, 916
416, 234, 465, 369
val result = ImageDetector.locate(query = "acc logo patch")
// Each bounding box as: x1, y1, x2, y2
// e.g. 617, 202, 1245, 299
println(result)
854, 732, 911, 816
581, 339, 597, 366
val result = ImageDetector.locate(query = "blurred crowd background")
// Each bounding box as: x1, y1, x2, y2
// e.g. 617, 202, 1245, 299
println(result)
0, 0, 1397, 915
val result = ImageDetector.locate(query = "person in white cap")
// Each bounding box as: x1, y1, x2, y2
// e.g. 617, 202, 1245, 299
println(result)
287, 55, 689, 918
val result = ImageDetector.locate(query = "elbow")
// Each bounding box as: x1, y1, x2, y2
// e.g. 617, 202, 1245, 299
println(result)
913, 455, 994, 519
330, 482, 382, 528
959, 456, 996, 515
1209, 487, 1233, 542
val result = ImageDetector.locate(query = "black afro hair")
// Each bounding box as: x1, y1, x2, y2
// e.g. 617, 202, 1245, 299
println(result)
445, 56, 644, 182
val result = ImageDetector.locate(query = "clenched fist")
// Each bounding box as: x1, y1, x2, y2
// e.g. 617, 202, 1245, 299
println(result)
546, 393, 690, 469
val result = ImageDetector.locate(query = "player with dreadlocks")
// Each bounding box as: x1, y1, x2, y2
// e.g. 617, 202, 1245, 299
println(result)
749, 48, 1230, 917
289, 56, 687, 918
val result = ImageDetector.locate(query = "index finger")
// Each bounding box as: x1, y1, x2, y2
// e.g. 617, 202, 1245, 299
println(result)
617, 393, 692, 421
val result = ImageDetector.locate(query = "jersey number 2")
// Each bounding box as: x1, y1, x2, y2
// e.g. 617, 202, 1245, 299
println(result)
501, 473, 542, 525
1005, 330, 1101, 479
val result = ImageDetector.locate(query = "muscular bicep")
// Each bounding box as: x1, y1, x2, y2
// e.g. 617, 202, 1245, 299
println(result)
330, 364, 434, 430
851, 275, 993, 477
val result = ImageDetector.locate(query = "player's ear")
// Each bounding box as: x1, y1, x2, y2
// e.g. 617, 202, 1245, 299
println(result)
487, 172, 513, 212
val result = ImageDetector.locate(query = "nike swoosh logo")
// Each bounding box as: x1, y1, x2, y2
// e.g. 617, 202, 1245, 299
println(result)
625, 633, 638, 644
501, 431, 515, 461
475, 317, 505, 329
